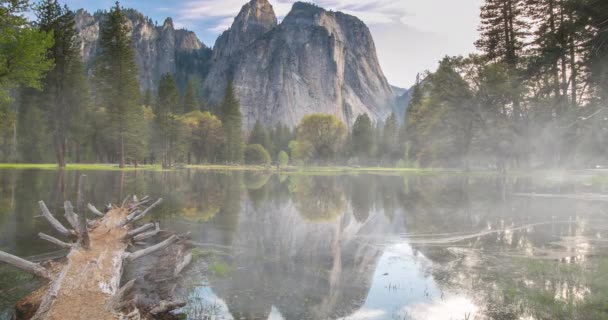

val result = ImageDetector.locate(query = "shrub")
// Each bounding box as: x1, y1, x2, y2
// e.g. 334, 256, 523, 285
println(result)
277, 150, 289, 167
244, 144, 271, 165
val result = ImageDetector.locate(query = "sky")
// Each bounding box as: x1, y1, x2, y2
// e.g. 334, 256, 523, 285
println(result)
60, 0, 483, 88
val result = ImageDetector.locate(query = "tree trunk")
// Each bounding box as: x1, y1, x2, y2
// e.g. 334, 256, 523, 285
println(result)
119, 132, 125, 168
54, 137, 66, 168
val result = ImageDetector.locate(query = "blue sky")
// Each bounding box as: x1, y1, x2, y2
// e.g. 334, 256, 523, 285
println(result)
59, 0, 483, 88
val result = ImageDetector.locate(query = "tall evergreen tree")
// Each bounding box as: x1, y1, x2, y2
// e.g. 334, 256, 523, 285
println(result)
94, 2, 145, 167
219, 83, 243, 163
155, 73, 182, 168
182, 80, 198, 113
351, 113, 373, 162
475, 0, 527, 119
33, 0, 90, 167
381, 113, 400, 163
249, 119, 273, 155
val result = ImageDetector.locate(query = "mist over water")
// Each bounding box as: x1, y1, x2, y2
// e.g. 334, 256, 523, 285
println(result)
0, 169, 606, 319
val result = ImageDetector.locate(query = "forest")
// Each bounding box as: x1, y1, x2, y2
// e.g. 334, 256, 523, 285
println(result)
0, 0, 607, 170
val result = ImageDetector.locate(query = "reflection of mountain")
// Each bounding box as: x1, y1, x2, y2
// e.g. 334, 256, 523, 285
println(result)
166, 175, 406, 319
208, 200, 405, 319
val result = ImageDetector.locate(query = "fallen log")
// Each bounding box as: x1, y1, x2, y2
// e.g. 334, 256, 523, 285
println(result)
2, 191, 191, 320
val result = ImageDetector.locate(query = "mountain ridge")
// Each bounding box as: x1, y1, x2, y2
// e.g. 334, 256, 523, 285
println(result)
74, 0, 398, 129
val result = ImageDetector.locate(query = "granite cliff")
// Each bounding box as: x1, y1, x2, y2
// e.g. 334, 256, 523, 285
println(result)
204, 0, 396, 129
74, 1, 397, 129
75, 9, 212, 91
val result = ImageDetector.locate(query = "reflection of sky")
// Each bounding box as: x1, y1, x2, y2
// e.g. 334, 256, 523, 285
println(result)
185, 242, 478, 320
340, 243, 477, 320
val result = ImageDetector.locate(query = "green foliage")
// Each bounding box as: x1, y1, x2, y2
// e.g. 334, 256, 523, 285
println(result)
405, 57, 474, 167
219, 83, 243, 163
94, 2, 145, 167
350, 113, 373, 162
154, 73, 185, 167
244, 144, 271, 165
277, 150, 289, 168
181, 111, 224, 164
29, 0, 91, 167
249, 120, 273, 156
0, 0, 53, 104
182, 80, 198, 113
295, 114, 347, 164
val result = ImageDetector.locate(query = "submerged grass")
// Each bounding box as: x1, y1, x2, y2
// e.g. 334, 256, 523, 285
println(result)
208, 261, 231, 277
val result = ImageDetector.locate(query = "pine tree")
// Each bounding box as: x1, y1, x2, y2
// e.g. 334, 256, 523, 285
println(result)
94, 2, 145, 167
142, 88, 153, 107
34, 1, 90, 167
219, 83, 243, 163
351, 113, 373, 162
476, 0, 527, 118
249, 119, 273, 156
182, 80, 198, 113
155, 73, 182, 168
381, 113, 399, 163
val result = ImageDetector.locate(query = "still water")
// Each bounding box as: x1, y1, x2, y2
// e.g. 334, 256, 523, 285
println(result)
0, 169, 607, 319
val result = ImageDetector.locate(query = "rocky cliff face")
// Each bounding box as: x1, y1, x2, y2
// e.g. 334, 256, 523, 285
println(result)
203, 1, 396, 129
75, 9, 212, 91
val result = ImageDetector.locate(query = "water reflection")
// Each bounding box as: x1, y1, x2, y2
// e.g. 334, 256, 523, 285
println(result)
0, 169, 607, 319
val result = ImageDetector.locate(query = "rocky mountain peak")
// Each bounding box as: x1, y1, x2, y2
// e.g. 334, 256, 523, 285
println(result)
212, 0, 278, 59
75, 9, 211, 91
203, 0, 395, 129
162, 17, 174, 30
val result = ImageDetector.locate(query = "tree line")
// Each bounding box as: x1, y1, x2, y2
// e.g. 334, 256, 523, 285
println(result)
405, 0, 608, 170
1, 0, 606, 170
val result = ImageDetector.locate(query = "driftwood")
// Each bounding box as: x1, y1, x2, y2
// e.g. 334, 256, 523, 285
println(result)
119, 198, 163, 227
174, 253, 192, 277
62, 201, 80, 232
126, 223, 155, 238
0, 251, 50, 279
149, 300, 186, 315
75, 175, 90, 249
132, 223, 162, 242
38, 233, 74, 249
38, 201, 73, 238
1, 189, 192, 320
86, 203, 104, 217
125, 235, 177, 262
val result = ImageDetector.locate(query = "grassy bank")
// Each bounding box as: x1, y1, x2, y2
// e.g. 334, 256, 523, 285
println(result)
0, 163, 447, 174
0, 163, 514, 176
0, 163, 161, 171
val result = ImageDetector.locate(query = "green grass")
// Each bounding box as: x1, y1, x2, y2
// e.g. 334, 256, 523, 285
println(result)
186, 164, 472, 176
0, 162, 502, 175
0, 163, 163, 171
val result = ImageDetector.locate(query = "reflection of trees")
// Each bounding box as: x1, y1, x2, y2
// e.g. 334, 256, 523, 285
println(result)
244, 172, 271, 209
288, 176, 346, 222
400, 175, 608, 320
349, 176, 373, 222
